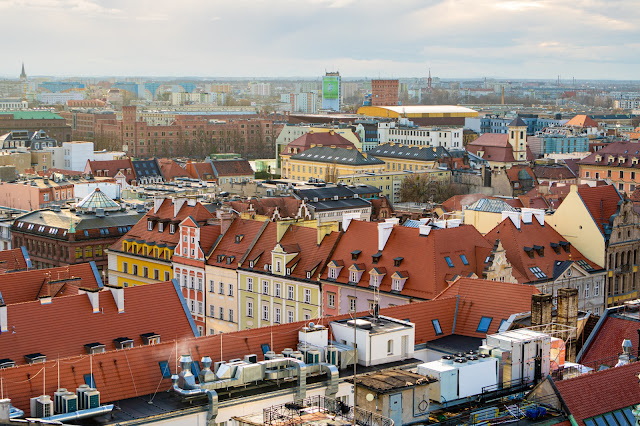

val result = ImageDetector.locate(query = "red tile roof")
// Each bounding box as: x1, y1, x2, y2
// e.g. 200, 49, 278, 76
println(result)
440, 193, 488, 212
433, 278, 539, 337
577, 184, 622, 236
243, 223, 340, 280
323, 220, 493, 299
466, 134, 534, 163
110, 199, 215, 253
533, 164, 576, 180
207, 218, 267, 268
186, 162, 215, 180
157, 158, 189, 181
578, 141, 640, 169
0, 280, 196, 367
565, 114, 598, 128
211, 159, 254, 177
580, 314, 640, 369
485, 216, 602, 280
282, 132, 356, 156
552, 361, 640, 424
86, 159, 136, 183
0, 247, 29, 273
0, 263, 101, 305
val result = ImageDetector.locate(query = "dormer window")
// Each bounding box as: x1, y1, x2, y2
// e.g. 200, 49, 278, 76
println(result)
306, 271, 311, 279
249, 260, 255, 268
147, 220, 153, 231
217, 254, 225, 263
369, 267, 386, 288
391, 272, 408, 291
372, 252, 382, 264
608, 156, 615, 163
275, 259, 282, 273
393, 257, 403, 267
235, 234, 244, 243
550, 242, 560, 254
534, 245, 544, 257
141, 333, 160, 345
524, 247, 534, 258
286, 267, 291, 275
351, 250, 361, 260
169, 224, 176, 234
350, 271, 361, 282
595, 155, 602, 162
633, 158, 639, 165
158, 222, 164, 232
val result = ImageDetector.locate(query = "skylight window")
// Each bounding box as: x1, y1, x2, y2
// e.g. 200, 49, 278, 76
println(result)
529, 266, 547, 279
432, 319, 443, 335
158, 361, 171, 378
477, 316, 492, 333
460, 254, 469, 265
577, 259, 594, 271
445, 256, 454, 268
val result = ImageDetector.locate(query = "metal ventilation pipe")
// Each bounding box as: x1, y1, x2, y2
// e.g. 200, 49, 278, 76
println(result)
41, 404, 115, 423
171, 375, 218, 426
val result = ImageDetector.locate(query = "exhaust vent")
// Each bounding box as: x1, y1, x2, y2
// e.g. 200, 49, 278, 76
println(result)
84, 342, 106, 354
24, 353, 46, 364
113, 337, 134, 349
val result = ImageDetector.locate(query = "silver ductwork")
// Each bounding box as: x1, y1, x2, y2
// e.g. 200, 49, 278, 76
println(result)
40, 404, 114, 422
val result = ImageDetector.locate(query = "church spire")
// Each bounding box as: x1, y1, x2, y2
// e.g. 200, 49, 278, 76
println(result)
19, 62, 27, 80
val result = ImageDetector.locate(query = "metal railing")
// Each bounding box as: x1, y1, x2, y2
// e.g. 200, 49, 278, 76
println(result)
263, 395, 393, 426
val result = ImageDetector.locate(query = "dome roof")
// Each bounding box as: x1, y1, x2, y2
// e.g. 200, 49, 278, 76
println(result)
75, 188, 120, 212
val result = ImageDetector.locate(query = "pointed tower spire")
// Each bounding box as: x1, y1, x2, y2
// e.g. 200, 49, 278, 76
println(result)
19, 62, 26, 81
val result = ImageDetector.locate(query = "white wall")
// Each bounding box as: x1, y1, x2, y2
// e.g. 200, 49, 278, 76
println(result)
63, 142, 95, 171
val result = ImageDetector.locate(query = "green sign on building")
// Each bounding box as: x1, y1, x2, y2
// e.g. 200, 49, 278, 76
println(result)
323, 76, 339, 99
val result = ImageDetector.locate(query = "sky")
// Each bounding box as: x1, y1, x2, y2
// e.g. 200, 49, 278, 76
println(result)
1, 0, 638, 80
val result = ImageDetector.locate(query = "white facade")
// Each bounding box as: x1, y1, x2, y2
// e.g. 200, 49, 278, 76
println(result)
37, 92, 84, 105
94, 150, 125, 161
614, 99, 640, 109
378, 122, 463, 149
171, 92, 223, 106
0, 99, 28, 110
63, 141, 95, 171
287, 92, 318, 114
249, 82, 271, 97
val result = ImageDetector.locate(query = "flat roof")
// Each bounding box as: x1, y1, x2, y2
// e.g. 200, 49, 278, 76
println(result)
357, 105, 478, 118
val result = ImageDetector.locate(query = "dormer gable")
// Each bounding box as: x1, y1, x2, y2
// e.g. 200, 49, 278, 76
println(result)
348, 263, 365, 283
368, 267, 386, 288
391, 271, 408, 291
327, 260, 344, 280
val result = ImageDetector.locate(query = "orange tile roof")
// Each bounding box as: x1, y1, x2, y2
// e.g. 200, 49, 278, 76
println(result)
242, 223, 340, 280
552, 361, 640, 424
485, 216, 602, 280
281, 132, 355, 156
440, 193, 488, 212
86, 159, 136, 182
466, 134, 534, 163
0, 263, 101, 305
207, 218, 267, 268
433, 278, 539, 337
0, 280, 197, 367
186, 162, 215, 180
577, 184, 622, 237
0, 247, 29, 273
323, 220, 493, 299
228, 197, 306, 219
110, 199, 215, 252
211, 159, 254, 177
565, 114, 598, 128
579, 314, 640, 369
157, 158, 189, 181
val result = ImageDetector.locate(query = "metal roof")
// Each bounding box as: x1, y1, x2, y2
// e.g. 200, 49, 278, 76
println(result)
466, 198, 517, 213
290, 146, 384, 166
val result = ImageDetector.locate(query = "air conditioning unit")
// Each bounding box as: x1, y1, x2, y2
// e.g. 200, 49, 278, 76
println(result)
54, 389, 67, 414
76, 384, 90, 410
83, 390, 100, 410
244, 354, 258, 363
306, 349, 321, 364
61, 392, 77, 414
30, 395, 53, 418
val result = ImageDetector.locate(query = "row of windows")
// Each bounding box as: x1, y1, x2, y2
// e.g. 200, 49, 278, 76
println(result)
209, 305, 234, 322
246, 299, 306, 323
209, 280, 234, 296
122, 262, 170, 280
245, 278, 313, 303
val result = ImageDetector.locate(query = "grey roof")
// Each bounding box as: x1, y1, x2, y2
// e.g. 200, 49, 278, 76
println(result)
132, 159, 163, 179
402, 219, 426, 228
290, 146, 384, 166
466, 198, 517, 213
368, 144, 450, 161
509, 117, 528, 127
295, 184, 380, 201
14, 208, 143, 235
307, 197, 371, 211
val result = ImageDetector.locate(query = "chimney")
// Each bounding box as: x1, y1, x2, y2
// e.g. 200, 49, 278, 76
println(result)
531, 293, 552, 326
0, 399, 10, 422
419, 224, 432, 236
378, 222, 394, 251
342, 212, 360, 231
276, 221, 291, 242
522, 208, 545, 226
502, 210, 521, 229
106, 284, 124, 313
217, 210, 234, 234
521, 209, 533, 224
80, 288, 101, 313
557, 287, 578, 362
153, 196, 165, 214
317, 223, 333, 245
173, 197, 187, 217
0, 303, 6, 333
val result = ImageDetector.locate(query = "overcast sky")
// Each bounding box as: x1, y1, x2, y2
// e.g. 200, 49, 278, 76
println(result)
1, 0, 638, 80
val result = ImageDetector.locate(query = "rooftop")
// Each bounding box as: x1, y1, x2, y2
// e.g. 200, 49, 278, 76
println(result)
355, 369, 434, 393
367, 143, 450, 161
0, 111, 64, 120
290, 146, 384, 166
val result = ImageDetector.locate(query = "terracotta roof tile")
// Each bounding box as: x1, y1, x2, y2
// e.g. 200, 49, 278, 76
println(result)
0, 247, 29, 273
580, 315, 640, 369
0, 280, 196, 367
157, 158, 189, 181
86, 159, 136, 183
228, 197, 307, 220
578, 141, 640, 169
211, 159, 254, 177
565, 114, 598, 128
577, 184, 622, 236
186, 162, 215, 180
467, 134, 534, 163
0, 262, 101, 305
282, 132, 355, 156
207, 218, 267, 268
533, 164, 576, 180
441, 193, 488, 212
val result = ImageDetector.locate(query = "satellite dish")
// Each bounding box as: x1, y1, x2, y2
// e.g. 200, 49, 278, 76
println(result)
366, 393, 374, 402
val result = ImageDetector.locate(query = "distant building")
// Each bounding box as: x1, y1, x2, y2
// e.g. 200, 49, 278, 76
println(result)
249, 82, 271, 97
210, 158, 254, 184
58, 109, 116, 140
371, 79, 399, 106
287, 92, 318, 113
357, 105, 478, 126
578, 141, 640, 194
466, 118, 534, 168
368, 143, 451, 173
281, 146, 385, 182
322, 72, 341, 111
378, 121, 463, 150
0, 111, 72, 142
37, 91, 84, 105
0, 98, 28, 110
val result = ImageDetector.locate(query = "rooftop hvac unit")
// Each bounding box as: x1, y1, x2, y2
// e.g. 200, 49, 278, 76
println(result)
244, 354, 258, 364
282, 348, 294, 358
264, 351, 277, 360
326, 345, 338, 366
61, 393, 77, 414
306, 349, 320, 365
290, 351, 304, 361
76, 384, 90, 410
214, 360, 226, 372
30, 395, 53, 418
83, 390, 100, 410
54, 389, 67, 414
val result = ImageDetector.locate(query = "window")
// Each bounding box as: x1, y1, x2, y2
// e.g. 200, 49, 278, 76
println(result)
158, 361, 171, 379
275, 259, 282, 273
83, 373, 96, 388
328, 267, 338, 279
219, 282, 224, 294
262, 305, 269, 321
198, 302, 203, 314
349, 297, 356, 312
170, 224, 176, 234
147, 221, 153, 231
247, 277, 253, 292
154, 269, 159, 280
275, 307, 281, 324
190, 276, 195, 289
132, 265, 138, 276
287, 310, 294, 323
165, 271, 170, 281
123, 262, 128, 274
263, 280, 269, 295
210, 305, 215, 317
287, 285, 294, 300
350, 271, 359, 282
460, 254, 469, 265
158, 222, 164, 232
387, 339, 393, 355
220, 307, 224, 320
529, 267, 547, 279
445, 256, 454, 268
304, 289, 311, 304
247, 300, 253, 317
229, 309, 234, 322
432, 319, 443, 335
328, 292, 335, 308
619, 183, 624, 191
210, 280, 215, 293
584, 283, 590, 298
228, 284, 234, 297
594, 281, 600, 296
190, 300, 195, 312
477, 316, 493, 333
275, 282, 281, 297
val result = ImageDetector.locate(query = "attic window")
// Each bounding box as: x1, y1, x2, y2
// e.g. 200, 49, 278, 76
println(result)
113, 337, 134, 349
286, 267, 291, 275
226, 256, 235, 265
235, 234, 244, 243
147, 220, 153, 231
158, 361, 171, 379
524, 247, 534, 258
393, 257, 403, 266
169, 224, 176, 234
529, 266, 547, 279
217, 254, 225, 263
141, 333, 160, 345
577, 259, 594, 271
372, 252, 382, 264
351, 250, 361, 260
0, 359, 15, 369
306, 271, 311, 279
392, 277, 407, 291
559, 241, 571, 252
444, 256, 454, 268
158, 222, 164, 233
249, 260, 254, 268
432, 319, 443, 336
477, 317, 492, 333
24, 353, 46, 364
460, 254, 469, 265
550, 242, 561, 254
84, 342, 106, 354
533, 245, 544, 257
83, 373, 96, 388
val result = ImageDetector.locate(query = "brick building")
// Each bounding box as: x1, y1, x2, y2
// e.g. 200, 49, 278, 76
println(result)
0, 111, 72, 142
371, 79, 399, 106
59, 109, 116, 140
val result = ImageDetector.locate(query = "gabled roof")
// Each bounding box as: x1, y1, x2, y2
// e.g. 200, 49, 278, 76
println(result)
207, 218, 267, 269
441, 193, 488, 212
467, 198, 517, 213
0, 247, 30, 273
186, 162, 215, 180
0, 262, 102, 305
484, 216, 602, 282
566, 114, 598, 128
577, 184, 622, 237
323, 220, 493, 299
509, 117, 528, 127
86, 159, 136, 183
533, 164, 576, 180
466, 133, 534, 163
282, 132, 355, 155
579, 310, 640, 370
551, 361, 640, 425
433, 278, 539, 337
290, 146, 384, 166
211, 159, 254, 177
368, 143, 450, 161
578, 141, 640, 169
157, 158, 189, 181
0, 280, 197, 367
228, 197, 305, 219
110, 199, 214, 252
506, 165, 538, 185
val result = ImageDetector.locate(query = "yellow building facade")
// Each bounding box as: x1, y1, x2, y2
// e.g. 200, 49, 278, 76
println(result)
107, 240, 175, 287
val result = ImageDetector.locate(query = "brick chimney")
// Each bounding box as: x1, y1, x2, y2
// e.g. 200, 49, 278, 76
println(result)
557, 287, 578, 361
531, 293, 552, 326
